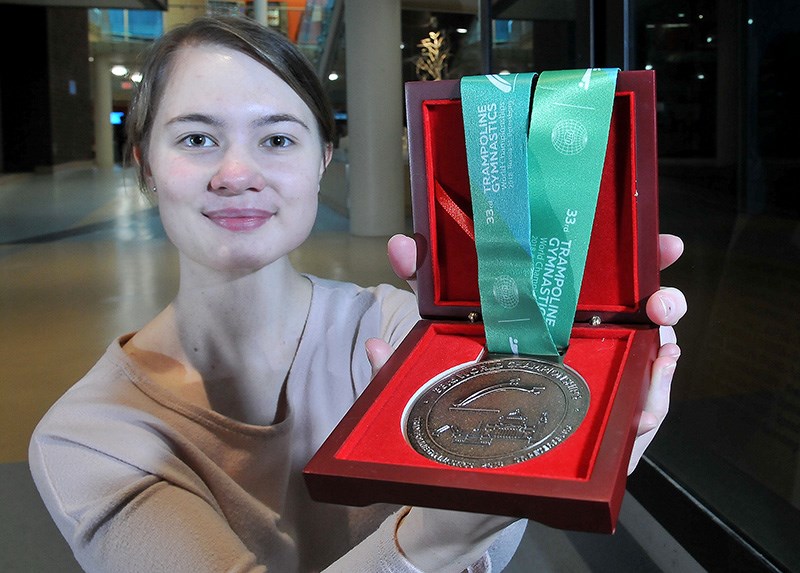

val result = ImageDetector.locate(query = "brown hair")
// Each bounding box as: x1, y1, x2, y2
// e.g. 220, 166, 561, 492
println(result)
125, 15, 336, 194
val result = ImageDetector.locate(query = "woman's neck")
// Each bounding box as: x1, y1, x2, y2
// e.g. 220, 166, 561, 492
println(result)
174, 255, 305, 343
126, 255, 313, 424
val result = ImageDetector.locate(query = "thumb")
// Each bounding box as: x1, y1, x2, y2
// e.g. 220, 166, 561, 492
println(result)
366, 338, 394, 378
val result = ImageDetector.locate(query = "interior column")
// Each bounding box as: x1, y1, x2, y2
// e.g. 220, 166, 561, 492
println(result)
92, 52, 114, 169
344, 0, 405, 236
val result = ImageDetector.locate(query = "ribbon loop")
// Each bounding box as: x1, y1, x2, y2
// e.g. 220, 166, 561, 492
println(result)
461, 69, 619, 359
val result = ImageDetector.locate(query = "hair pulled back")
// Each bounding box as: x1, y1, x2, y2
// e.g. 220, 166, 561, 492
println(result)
125, 15, 336, 194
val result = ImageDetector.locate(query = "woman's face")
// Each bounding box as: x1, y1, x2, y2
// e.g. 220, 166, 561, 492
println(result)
145, 44, 330, 274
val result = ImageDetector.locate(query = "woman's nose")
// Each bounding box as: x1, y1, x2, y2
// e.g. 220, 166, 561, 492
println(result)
209, 150, 268, 196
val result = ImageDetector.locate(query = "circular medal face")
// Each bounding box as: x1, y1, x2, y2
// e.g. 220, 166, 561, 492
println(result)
404, 357, 590, 468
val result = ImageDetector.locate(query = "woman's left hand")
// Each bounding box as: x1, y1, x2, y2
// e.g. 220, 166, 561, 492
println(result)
367, 233, 688, 475
627, 233, 686, 473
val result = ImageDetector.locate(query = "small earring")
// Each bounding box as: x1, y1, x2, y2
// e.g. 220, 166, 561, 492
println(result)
151, 186, 157, 193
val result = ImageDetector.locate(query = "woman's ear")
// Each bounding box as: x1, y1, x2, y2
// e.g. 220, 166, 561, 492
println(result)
319, 143, 333, 179
133, 145, 153, 177
134, 146, 155, 189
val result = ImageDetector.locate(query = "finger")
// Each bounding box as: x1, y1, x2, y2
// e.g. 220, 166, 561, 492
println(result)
627, 349, 679, 474
636, 342, 680, 431
637, 351, 678, 435
657, 341, 681, 359
387, 234, 418, 294
646, 286, 687, 326
630, 346, 680, 470
387, 234, 419, 295
365, 337, 394, 378
658, 234, 684, 271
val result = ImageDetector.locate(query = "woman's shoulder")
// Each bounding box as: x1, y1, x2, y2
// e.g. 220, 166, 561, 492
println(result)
29, 335, 166, 448
305, 275, 418, 337
28, 336, 166, 500
301, 275, 419, 354
38, 336, 135, 406
305, 274, 416, 311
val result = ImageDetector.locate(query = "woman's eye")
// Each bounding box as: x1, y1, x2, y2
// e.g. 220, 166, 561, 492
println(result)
265, 135, 292, 148
182, 134, 215, 147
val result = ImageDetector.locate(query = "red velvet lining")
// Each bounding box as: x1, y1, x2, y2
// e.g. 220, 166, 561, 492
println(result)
421, 92, 640, 314
335, 323, 634, 481
423, 101, 476, 306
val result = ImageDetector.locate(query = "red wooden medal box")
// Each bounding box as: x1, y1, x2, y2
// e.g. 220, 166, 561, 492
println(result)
304, 71, 661, 533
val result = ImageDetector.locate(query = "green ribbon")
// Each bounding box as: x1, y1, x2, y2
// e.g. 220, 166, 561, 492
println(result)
461, 68, 618, 359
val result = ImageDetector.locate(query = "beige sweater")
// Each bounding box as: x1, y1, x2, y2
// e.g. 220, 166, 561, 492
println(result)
29, 276, 524, 572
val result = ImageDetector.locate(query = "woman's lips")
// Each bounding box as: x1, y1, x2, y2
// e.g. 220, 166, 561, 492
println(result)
203, 209, 274, 231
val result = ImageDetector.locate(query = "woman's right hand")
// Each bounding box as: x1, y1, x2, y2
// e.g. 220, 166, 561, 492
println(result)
373, 233, 688, 570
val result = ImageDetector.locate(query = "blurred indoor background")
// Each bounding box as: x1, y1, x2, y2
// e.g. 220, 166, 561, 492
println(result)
1, 1, 798, 571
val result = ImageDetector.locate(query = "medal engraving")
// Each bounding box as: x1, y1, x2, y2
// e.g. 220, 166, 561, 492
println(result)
404, 358, 589, 468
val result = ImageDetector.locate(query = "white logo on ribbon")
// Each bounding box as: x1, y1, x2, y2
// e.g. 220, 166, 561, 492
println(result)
578, 68, 593, 90
486, 74, 513, 93
493, 275, 519, 308
551, 119, 589, 156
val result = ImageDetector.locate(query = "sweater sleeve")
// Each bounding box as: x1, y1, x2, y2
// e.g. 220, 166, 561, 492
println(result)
324, 508, 527, 573
28, 435, 268, 573
370, 282, 420, 349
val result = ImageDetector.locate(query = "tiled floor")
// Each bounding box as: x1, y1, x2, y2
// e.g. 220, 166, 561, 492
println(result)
0, 164, 695, 572
0, 165, 410, 572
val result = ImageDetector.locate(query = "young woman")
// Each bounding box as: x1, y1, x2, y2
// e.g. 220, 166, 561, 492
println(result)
29, 15, 686, 573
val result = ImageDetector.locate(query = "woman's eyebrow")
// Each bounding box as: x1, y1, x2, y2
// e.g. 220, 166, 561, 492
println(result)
164, 113, 310, 132
166, 113, 223, 127
253, 113, 310, 132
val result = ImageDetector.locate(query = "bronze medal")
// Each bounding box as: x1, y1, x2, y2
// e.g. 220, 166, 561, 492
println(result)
404, 357, 590, 468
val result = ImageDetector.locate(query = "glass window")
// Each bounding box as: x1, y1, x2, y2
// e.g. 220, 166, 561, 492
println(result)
631, 0, 800, 569
107, 9, 163, 40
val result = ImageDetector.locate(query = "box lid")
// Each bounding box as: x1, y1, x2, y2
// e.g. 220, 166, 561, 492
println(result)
405, 71, 660, 325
